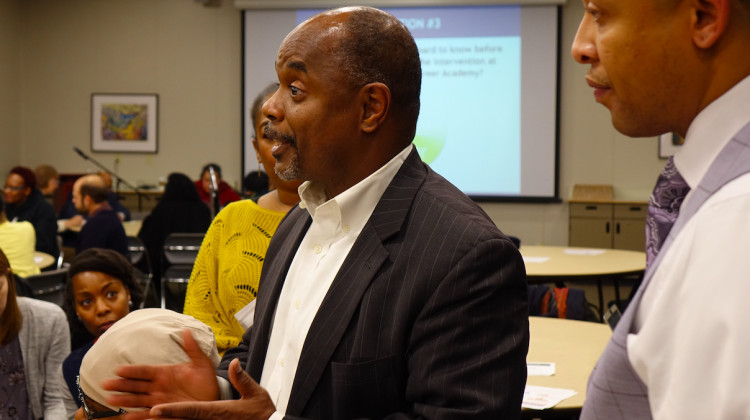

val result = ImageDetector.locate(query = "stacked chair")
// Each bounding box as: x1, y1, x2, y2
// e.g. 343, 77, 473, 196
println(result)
161, 233, 204, 311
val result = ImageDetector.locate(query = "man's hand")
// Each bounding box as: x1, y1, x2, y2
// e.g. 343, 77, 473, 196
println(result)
101, 329, 220, 419
146, 358, 276, 420
64, 215, 84, 229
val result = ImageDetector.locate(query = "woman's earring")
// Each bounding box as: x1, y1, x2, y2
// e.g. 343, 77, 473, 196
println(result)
128, 300, 133, 307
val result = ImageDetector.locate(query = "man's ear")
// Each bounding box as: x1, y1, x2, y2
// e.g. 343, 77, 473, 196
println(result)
359, 83, 390, 133
691, 0, 730, 48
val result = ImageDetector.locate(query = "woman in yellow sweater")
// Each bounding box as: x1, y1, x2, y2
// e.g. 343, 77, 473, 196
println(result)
0, 194, 40, 278
183, 83, 302, 354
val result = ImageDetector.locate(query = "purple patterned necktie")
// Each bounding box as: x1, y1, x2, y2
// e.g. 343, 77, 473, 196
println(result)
645, 157, 691, 269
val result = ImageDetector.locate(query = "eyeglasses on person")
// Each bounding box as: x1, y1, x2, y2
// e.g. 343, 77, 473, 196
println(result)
76, 375, 126, 419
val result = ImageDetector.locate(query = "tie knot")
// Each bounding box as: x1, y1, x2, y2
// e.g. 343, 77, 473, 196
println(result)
649, 157, 690, 211
645, 157, 691, 269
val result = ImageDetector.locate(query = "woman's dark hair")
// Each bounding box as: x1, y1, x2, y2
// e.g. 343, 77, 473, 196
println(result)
0, 248, 22, 345
251, 82, 279, 138
64, 248, 144, 348
9, 166, 36, 189
243, 171, 270, 196
162, 172, 202, 202
200, 163, 222, 180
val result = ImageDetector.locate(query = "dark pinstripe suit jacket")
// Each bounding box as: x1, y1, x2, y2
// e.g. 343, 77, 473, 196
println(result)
220, 149, 529, 419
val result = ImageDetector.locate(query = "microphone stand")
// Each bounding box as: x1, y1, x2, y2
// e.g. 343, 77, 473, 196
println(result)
73, 147, 150, 208
208, 166, 220, 220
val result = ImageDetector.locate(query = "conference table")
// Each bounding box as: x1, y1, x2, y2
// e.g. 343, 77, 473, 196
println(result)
524, 316, 612, 418
519, 245, 646, 318
65, 219, 143, 237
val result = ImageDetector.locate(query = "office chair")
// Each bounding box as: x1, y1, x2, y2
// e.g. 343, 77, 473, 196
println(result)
127, 236, 155, 309
161, 233, 204, 311
56, 235, 64, 269
24, 268, 68, 307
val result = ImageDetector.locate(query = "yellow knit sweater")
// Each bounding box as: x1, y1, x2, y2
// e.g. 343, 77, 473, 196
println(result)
183, 200, 287, 354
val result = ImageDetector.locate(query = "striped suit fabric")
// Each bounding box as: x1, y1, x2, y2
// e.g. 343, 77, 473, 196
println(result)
219, 148, 529, 419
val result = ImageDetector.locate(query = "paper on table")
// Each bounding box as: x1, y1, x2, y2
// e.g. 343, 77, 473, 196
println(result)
522, 385, 577, 410
527, 362, 555, 376
523, 256, 550, 264
235, 300, 256, 330
563, 248, 605, 256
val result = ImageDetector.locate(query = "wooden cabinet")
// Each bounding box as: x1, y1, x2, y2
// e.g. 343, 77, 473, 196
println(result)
569, 202, 647, 251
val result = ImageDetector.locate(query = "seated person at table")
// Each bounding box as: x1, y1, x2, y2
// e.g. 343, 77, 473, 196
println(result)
195, 163, 240, 210
58, 248, 144, 417
183, 83, 302, 355
0, 194, 40, 278
35, 164, 60, 203
95, 171, 131, 221
3, 166, 59, 258
0, 247, 70, 419
137, 172, 212, 280
71, 174, 128, 257
74, 308, 220, 419
59, 173, 131, 229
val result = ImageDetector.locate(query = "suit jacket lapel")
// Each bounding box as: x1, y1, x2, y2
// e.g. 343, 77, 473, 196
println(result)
247, 208, 312, 379
286, 148, 428, 415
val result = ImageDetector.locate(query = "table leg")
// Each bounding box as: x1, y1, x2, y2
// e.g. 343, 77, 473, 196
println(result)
596, 278, 604, 321
613, 278, 621, 310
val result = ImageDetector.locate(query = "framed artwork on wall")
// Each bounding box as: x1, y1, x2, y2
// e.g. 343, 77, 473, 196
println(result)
91, 93, 158, 153
658, 132, 684, 159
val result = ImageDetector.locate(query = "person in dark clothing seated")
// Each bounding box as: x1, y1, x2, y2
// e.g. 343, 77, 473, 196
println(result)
242, 170, 270, 199
58, 172, 131, 224
58, 248, 143, 417
35, 164, 60, 202
137, 172, 211, 280
71, 174, 128, 257
96, 171, 131, 221
194, 163, 240, 210
3, 166, 59, 258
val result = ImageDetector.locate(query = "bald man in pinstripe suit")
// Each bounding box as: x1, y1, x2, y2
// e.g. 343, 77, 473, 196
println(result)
104, 7, 528, 420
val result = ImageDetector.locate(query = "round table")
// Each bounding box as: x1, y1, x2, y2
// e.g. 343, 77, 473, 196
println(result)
121, 219, 143, 237
525, 317, 612, 415
64, 219, 142, 237
520, 245, 645, 280
520, 245, 646, 319
33, 251, 56, 269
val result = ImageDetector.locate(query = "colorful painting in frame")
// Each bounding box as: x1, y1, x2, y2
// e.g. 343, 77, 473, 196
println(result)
91, 93, 158, 153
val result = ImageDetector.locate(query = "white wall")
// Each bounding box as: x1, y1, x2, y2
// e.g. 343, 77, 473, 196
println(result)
4, 0, 666, 246
480, 0, 664, 245
0, 0, 21, 172
16, 0, 242, 188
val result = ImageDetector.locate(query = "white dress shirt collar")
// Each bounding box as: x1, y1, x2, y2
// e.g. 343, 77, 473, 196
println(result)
297, 144, 414, 229
675, 75, 750, 188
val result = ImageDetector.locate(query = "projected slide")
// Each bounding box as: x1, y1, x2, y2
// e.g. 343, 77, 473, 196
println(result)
300, 6, 522, 196
244, 5, 558, 200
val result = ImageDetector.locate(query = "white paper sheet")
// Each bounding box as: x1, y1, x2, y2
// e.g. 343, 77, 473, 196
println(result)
527, 362, 555, 376
522, 385, 577, 410
563, 248, 605, 256
523, 256, 551, 264
234, 300, 256, 330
